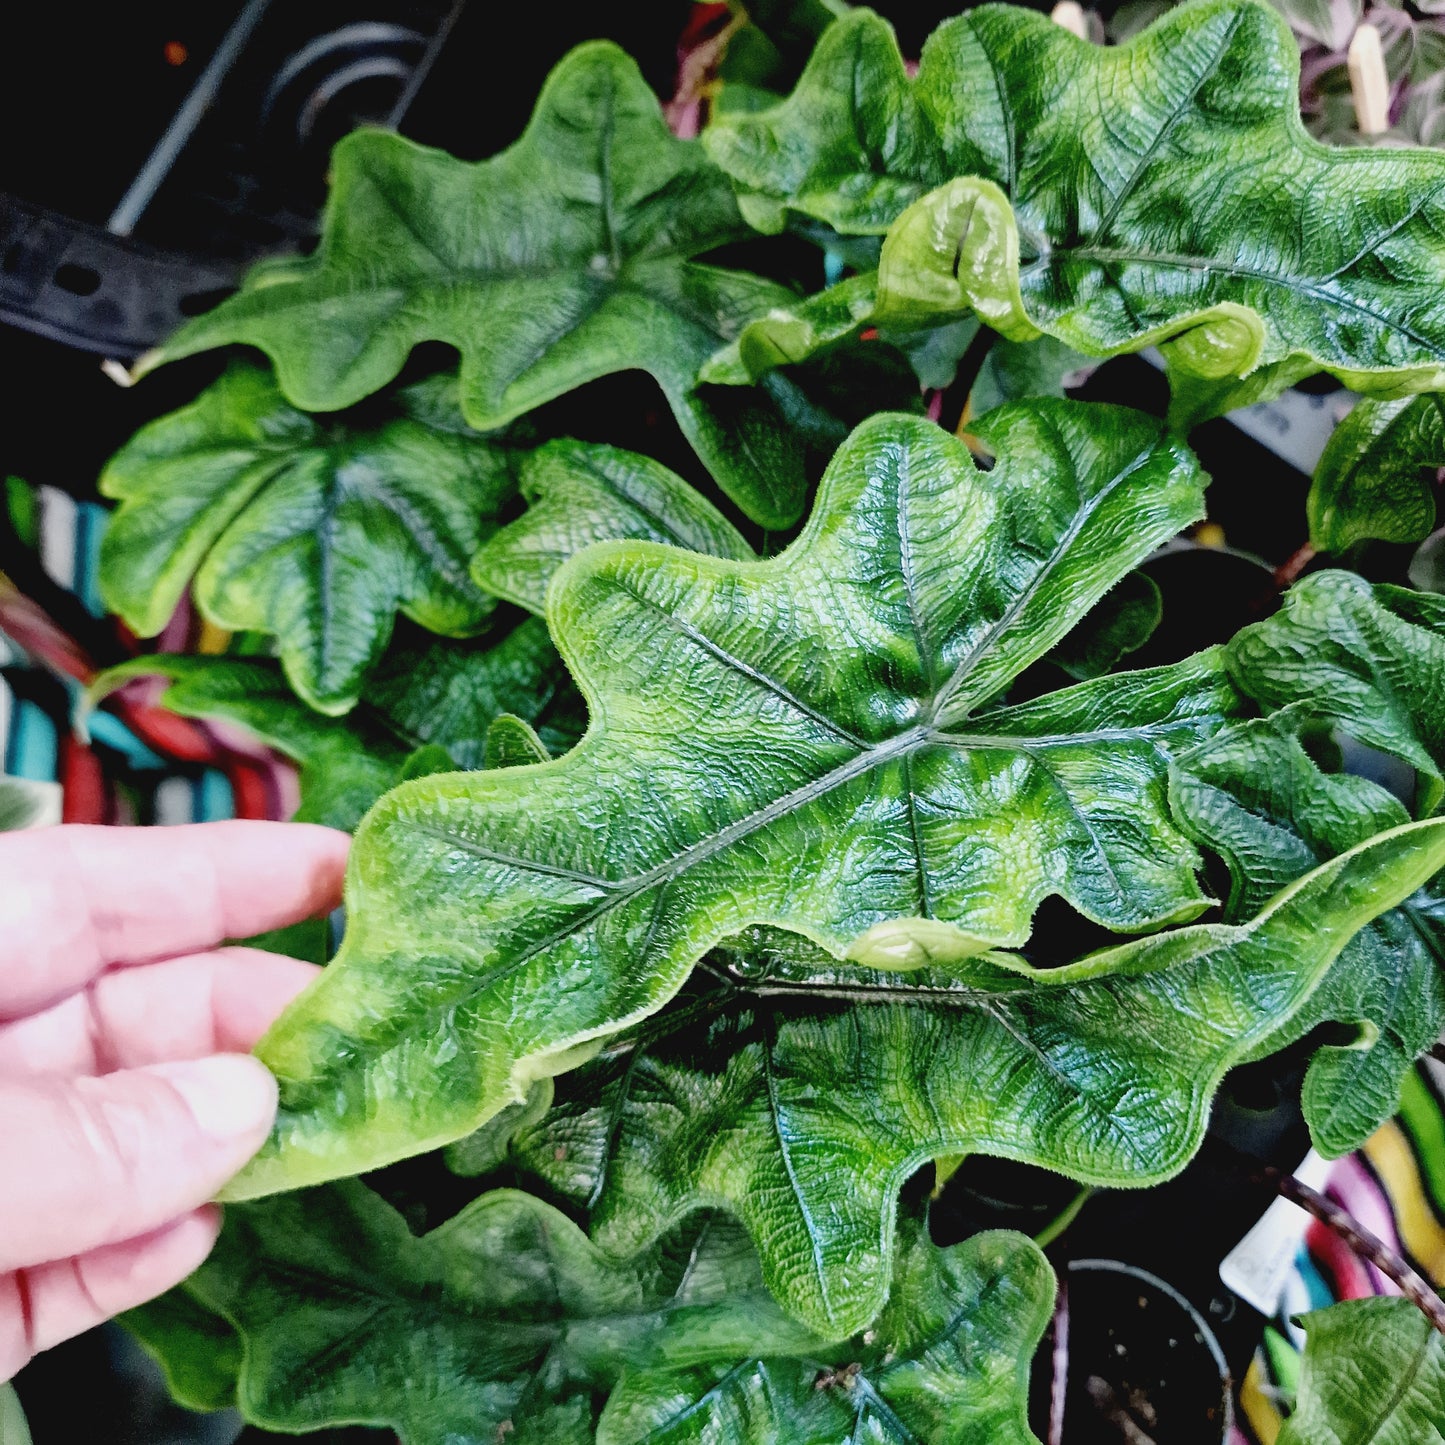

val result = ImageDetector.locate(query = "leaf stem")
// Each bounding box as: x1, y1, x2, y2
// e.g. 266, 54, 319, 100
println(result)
1263, 1163, 1445, 1337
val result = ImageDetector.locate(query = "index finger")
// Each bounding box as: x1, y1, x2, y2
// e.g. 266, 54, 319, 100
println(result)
0, 821, 348, 1019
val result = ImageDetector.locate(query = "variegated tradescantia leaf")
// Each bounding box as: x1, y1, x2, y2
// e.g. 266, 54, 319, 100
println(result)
232, 402, 1235, 1201
705, 0, 1445, 423
471, 440, 753, 616
501, 818, 1445, 1336
136, 44, 868, 530
88, 619, 581, 830
1278, 1297, 1445, 1445
183, 1179, 1052, 1445
1309, 394, 1445, 553
98, 364, 515, 714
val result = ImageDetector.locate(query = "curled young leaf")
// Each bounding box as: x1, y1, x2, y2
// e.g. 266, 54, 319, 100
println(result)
98, 364, 514, 714
139, 44, 849, 529
503, 817, 1445, 1335
88, 618, 580, 830
471, 440, 752, 616
706, 1, 1445, 423
1309, 394, 1445, 553
1278, 1297, 1445, 1445
231, 402, 1232, 1200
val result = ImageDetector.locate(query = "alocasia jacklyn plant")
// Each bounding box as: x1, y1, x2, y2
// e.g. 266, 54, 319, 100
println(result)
75, 0, 1445, 1438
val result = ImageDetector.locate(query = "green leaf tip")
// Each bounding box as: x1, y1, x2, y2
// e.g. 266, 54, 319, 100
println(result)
141, 43, 855, 528
707, 0, 1445, 421
97, 363, 514, 714
226, 400, 1235, 1201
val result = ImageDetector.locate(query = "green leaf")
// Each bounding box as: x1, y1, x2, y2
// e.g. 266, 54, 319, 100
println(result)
471, 440, 752, 616
0, 1385, 31, 1445
1278, 1297, 1445, 1445
1173, 711, 1445, 1154
120, 1286, 243, 1414
88, 617, 579, 830
700, 272, 980, 392
1309, 395, 1445, 553
139, 46, 837, 530
503, 817, 1445, 1335
99, 363, 515, 714
191, 1181, 827, 1444
1172, 572, 1445, 1152
485, 714, 552, 770
970, 335, 1096, 416
596, 1224, 1052, 1445
706, 1, 1445, 422
1227, 571, 1445, 812
230, 402, 1234, 1205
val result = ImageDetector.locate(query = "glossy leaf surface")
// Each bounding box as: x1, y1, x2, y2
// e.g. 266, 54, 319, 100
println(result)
142, 46, 835, 528
1227, 571, 1445, 811
1309, 394, 1445, 553
1278, 1297, 1445, 1445
1174, 712, 1445, 1154
232, 403, 1232, 1202
596, 1223, 1052, 1445
90, 619, 579, 830
99, 365, 513, 714
503, 819, 1445, 1334
471, 440, 752, 615
706, 1, 1445, 419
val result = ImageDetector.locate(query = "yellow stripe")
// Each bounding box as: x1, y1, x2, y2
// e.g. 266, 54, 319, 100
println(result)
1364, 1119, 1445, 1284
1238, 1355, 1282, 1444
196, 618, 233, 655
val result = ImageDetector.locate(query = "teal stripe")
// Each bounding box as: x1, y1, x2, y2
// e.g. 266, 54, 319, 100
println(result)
85, 710, 166, 769
8, 700, 57, 782
74, 504, 108, 618
199, 769, 235, 820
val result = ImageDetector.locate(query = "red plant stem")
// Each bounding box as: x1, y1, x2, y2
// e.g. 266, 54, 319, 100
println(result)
1273, 542, 1317, 589
1048, 1274, 1069, 1445
1265, 1165, 1445, 1336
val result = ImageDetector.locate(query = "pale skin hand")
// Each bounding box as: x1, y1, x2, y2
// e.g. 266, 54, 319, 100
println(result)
0, 821, 349, 1382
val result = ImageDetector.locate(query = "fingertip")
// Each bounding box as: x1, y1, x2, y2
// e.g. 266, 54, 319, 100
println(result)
149, 1054, 278, 1144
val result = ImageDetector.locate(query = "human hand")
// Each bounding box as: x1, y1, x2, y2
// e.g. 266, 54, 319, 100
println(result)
0, 820, 348, 1381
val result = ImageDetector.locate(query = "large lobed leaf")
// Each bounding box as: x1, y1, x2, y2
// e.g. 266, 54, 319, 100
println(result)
501, 818, 1445, 1335
137, 45, 865, 530
181, 1179, 1052, 1445
1309, 394, 1445, 554
99, 365, 514, 714
88, 619, 581, 831
230, 401, 1235, 1201
705, 0, 1445, 423
1278, 1297, 1445, 1445
1174, 573, 1445, 1154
